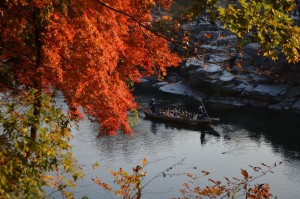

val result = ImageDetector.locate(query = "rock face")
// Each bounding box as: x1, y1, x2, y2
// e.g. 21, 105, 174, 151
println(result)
182, 55, 300, 112
156, 19, 300, 115
158, 81, 205, 101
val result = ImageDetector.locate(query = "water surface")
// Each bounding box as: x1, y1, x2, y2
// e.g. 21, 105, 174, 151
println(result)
51, 84, 300, 198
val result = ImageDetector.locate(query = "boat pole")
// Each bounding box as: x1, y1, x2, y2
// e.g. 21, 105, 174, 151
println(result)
199, 99, 212, 126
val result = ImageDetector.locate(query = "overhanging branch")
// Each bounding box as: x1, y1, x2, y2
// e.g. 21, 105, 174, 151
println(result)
96, 0, 193, 54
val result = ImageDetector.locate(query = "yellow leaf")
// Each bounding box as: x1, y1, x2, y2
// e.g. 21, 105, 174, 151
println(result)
142, 158, 147, 166
120, 168, 128, 176
92, 162, 100, 170
162, 15, 169, 20
101, 183, 112, 191
47, 175, 54, 179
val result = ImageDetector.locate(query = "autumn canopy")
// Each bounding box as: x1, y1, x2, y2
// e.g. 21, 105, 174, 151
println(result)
0, 0, 180, 135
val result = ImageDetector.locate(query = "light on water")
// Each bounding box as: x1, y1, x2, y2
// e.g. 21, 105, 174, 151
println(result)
51, 86, 300, 198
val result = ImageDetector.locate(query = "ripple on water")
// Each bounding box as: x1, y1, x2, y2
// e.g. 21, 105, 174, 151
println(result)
59, 86, 300, 199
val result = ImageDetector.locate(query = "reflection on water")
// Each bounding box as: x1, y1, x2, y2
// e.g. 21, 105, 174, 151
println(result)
51, 84, 300, 199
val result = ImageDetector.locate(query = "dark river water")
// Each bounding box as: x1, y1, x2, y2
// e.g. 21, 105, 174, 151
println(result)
50, 83, 300, 199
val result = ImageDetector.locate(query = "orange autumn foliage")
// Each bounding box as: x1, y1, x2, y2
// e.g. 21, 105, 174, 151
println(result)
0, 0, 180, 135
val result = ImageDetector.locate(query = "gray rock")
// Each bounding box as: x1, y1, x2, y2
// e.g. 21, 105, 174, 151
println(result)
244, 42, 259, 50
185, 57, 204, 67
199, 44, 216, 51
292, 98, 300, 110
198, 45, 229, 54
286, 86, 300, 98
159, 82, 205, 101
209, 97, 248, 107
248, 99, 269, 108
219, 84, 241, 95
253, 84, 288, 97
239, 85, 255, 97
194, 31, 222, 43
165, 75, 181, 83
140, 78, 150, 83
170, 18, 300, 114
279, 98, 297, 110
235, 74, 252, 82
198, 63, 223, 74
210, 74, 221, 81
240, 43, 260, 66
203, 45, 235, 54
232, 83, 254, 98
233, 83, 250, 92
251, 75, 271, 84
195, 22, 214, 31
211, 35, 237, 46
268, 103, 283, 110
153, 81, 168, 87
257, 51, 288, 70
241, 84, 255, 95
207, 54, 231, 63
181, 58, 203, 78
219, 71, 235, 82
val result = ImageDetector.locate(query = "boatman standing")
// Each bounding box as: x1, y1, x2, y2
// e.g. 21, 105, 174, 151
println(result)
198, 106, 206, 119
149, 99, 156, 113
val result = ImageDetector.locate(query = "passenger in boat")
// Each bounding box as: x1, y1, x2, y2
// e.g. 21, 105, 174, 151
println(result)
169, 109, 174, 117
193, 113, 198, 120
179, 110, 184, 118
173, 108, 180, 118
198, 106, 206, 119
165, 108, 170, 116
165, 108, 174, 117
182, 111, 188, 119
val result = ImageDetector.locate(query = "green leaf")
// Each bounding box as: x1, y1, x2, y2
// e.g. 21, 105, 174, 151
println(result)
92, 162, 101, 170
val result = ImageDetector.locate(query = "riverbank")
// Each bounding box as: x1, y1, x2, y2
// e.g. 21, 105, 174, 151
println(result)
144, 12, 300, 116
140, 74, 300, 116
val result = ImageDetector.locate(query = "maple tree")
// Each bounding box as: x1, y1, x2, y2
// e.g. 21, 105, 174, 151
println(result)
1, 1, 299, 137
2, 0, 298, 136
0, 0, 180, 136
1, 0, 289, 197
0, 0, 180, 197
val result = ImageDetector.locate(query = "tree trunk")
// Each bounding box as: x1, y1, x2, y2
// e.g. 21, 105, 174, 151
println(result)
30, 90, 41, 140
30, 7, 42, 141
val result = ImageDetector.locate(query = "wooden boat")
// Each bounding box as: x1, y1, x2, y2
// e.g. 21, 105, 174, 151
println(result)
142, 108, 219, 127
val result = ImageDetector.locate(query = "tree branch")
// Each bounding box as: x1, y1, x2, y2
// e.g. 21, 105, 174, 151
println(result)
96, 0, 193, 54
